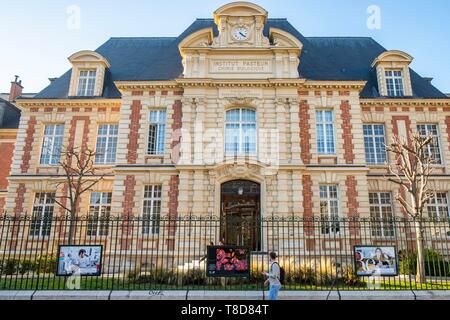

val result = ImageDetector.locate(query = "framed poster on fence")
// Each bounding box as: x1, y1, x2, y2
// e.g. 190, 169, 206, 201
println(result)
57, 245, 103, 277
354, 246, 398, 277
206, 246, 251, 278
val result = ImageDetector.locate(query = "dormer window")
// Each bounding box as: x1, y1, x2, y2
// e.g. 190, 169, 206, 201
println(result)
68, 50, 110, 97
385, 70, 404, 97
372, 50, 413, 97
77, 70, 97, 96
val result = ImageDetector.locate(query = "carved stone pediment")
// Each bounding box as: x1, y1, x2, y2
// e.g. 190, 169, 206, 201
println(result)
178, 3, 303, 79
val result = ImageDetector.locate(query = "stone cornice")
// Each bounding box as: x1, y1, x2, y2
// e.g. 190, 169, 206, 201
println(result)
361, 98, 450, 106
15, 99, 122, 108
115, 81, 180, 92
0, 129, 18, 139
176, 78, 306, 88
112, 79, 368, 91
301, 80, 367, 91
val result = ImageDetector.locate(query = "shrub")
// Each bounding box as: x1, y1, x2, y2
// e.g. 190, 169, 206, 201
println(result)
1, 259, 20, 275
129, 268, 177, 286
182, 268, 206, 286
340, 265, 361, 286
300, 257, 337, 285
399, 249, 450, 277
19, 260, 35, 275
34, 254, 57, 274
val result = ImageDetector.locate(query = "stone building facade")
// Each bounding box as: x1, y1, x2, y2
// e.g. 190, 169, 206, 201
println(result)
3, 2, 450, 253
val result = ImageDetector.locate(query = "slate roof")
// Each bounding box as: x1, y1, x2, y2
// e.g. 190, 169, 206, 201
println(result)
33, 18, 448, 99
0, 98, 21, 129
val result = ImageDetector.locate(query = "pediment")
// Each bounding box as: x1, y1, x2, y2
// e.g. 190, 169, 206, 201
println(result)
269, 28, 303, 50
214, 2, 268, 22
179, 28, 214, 52
68, 50, 110, 67
372, 50, 413, 67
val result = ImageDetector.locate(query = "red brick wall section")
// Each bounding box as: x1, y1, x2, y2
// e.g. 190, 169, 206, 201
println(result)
127, 100, 142, 164
346, 176, 359, 218
14, 184, 26, 217
302, 175, 314, 239
123, 175, 136, 218
121, 175, 136, 249
0, 142, 14, 190
340, 101, 355, 164
21, 116, 37, 173
299, 100, 311, 164
168, 175, 180, 238
346, 176, 360, 236
171, 100, 183, 164
0, 197, 5, 214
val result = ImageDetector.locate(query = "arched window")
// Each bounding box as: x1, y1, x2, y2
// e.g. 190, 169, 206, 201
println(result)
225, 108, 257, 155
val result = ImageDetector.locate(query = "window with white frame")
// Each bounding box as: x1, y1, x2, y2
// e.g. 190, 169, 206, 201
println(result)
369, 192, 395, 237
417, 124, 443, 164
385, 70, 404, 97
40, 124, 64, 165
225, 108, 257, 156
427, 193, 450, 219
30, 193, 55, 237
142, 185, 162, 235
87, 192, 111, 237
77, 70, 96, 96
95, 124, 118, 164
363, 124, 387, 165
320, 185, 340, 234
148, 110, 166, 155
316, 110, 335, 155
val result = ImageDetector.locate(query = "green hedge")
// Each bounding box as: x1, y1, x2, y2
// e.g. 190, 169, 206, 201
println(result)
399, 249, 450, 277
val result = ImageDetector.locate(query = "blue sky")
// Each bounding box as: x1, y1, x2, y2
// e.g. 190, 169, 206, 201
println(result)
1, 0, 449, 94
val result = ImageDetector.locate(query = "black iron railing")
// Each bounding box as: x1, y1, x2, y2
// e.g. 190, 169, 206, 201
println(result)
1, 214, 450, 291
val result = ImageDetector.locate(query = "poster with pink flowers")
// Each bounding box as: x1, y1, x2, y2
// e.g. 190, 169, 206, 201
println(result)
207, 246, 250, 277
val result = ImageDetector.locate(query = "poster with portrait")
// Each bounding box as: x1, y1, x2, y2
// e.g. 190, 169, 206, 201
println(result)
354, 246, 398, 277
57, 245, 103, 277
206, 246, 250, 278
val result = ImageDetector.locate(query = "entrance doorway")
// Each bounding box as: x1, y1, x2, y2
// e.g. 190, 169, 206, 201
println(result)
220, 180, 261, 251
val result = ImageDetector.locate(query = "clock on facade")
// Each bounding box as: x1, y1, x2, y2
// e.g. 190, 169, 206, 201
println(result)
232, 27, 249, 41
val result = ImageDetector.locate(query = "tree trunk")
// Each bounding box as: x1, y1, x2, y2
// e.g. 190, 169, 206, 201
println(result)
414, 219, 426, 284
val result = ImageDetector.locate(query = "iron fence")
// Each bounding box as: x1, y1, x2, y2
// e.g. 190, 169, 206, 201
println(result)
1, 214, 450, 291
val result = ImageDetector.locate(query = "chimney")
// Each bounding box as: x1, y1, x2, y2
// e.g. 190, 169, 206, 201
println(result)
48, 77, 58, 83
9, 75, 23, 102
423, 77, 434, 84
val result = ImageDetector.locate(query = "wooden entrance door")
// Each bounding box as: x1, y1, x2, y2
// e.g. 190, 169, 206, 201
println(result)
221, 180, 261, 251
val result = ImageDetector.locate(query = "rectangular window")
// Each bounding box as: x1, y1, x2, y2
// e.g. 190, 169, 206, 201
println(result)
30, 193, 55, 237
87, 192, 111, 237
77, 70, 96, 96
417, 124, 442, 164
142, 185, 162, 235
320, 185, 340, 234
40, 124, 64, 165
427, 193, 450, 219
385, 70, 404, 97
316, 110, 335, 155
95, 124, 119, 164
148, 110, 166, 155
225, 109, 257, 156
363, 124, 387, 165
369, 192, 395, 237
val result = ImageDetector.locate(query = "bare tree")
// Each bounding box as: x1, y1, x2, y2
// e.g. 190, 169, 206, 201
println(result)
51, 146, 107, 244
386, 131, 435, 283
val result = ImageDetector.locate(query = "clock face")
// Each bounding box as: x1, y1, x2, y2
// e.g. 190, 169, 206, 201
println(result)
232, 27, 249, 41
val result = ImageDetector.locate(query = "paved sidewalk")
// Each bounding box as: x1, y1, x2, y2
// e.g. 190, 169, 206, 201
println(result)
1, 290, 450, 300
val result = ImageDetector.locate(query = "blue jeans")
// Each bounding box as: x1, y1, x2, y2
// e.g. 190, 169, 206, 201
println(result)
269, 284, 282, 300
